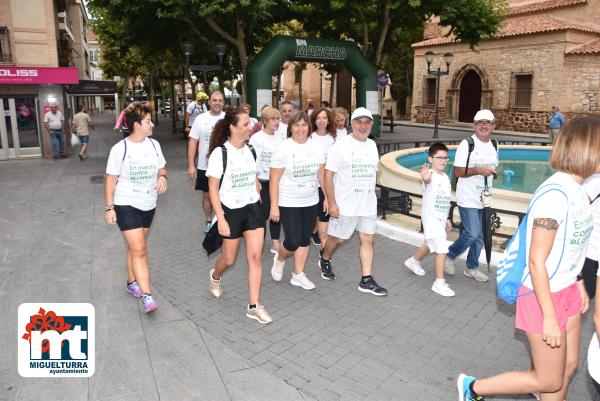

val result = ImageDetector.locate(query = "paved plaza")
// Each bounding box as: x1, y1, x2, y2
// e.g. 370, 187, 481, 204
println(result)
0, 113, 598, 401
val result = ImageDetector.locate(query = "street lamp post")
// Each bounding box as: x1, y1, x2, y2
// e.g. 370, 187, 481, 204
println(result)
180, 42, 195, 136
425, 51, 453, 139
189, 42, 227, 94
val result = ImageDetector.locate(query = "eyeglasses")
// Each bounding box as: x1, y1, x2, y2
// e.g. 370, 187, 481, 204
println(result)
475, 120, 493, 126
433, 156, 450, 161
269, 117, 281, 121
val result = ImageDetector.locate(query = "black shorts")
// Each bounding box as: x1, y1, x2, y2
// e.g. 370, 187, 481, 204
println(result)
222, 202, 265, 239
280, 204, 318, 251
317, 188, 330, 222
195, 169, 209, 192
582, 257, 598, 299
114, 205, 155, 231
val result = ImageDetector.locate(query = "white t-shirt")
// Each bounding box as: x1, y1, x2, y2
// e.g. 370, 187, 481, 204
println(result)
249, 130, 284, 181
186, 101, 207, 127
189, 111, 225, 170
522, 172, 593, 292
44, 111, 64, 129
270, 138, 324, 207
311, 132, 335, 162
336, 127, 348, 139
106, 138, 166, 211
454, 135, 499, 208
276, 122, 288, 139
325, 135, 379, 217
206, 142, 259, 209
583, 173, 600, 261
421, 171, 451, 239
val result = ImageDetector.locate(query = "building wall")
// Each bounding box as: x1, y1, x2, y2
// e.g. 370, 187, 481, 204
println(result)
0, 0, 59, 66
68, 1, 89, 79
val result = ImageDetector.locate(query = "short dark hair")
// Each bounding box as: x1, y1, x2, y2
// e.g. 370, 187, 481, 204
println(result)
78, 104, 85, 111
427, 142, 449, 157
279, 100, 293, 108
124, 101, 153, 132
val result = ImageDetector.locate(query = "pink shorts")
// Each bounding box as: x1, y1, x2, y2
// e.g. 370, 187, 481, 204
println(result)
515, 282, 581, 334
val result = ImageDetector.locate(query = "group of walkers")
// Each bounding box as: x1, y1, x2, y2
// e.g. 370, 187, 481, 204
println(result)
102, 97, 600, 400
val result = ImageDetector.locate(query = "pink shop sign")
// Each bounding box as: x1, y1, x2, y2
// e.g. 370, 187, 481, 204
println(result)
0, 67, 79, 84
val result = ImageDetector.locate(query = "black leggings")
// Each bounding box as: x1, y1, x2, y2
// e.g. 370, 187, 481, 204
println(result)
280, 204, 318, 252
582, 257, 598, 299
259, 180, 281, 240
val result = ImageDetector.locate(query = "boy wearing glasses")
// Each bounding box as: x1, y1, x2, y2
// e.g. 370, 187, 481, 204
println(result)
404, 143, 455, 296
445, 109, 498, 283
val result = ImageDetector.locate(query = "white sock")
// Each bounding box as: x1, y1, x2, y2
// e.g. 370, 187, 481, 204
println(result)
434, 278, 445, 285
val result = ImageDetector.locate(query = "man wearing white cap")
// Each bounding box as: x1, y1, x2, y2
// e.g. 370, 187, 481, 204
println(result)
445, 109, 499, 282
319, 107, 387, 295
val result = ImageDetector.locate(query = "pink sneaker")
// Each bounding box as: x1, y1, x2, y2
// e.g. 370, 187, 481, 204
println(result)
142, 294, 158, 313
126, 281, 143, 298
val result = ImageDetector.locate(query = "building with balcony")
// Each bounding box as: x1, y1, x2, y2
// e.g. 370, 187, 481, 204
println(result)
0, 0, 90, 159
410, 0, 600, 133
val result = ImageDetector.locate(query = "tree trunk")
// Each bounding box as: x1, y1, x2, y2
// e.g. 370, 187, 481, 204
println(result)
329, 72, 336, 107
375, 1, 392, 65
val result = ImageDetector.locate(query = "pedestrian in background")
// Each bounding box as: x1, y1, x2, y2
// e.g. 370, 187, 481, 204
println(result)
332, 106, 350, 139
43, 103, 65, 160
104, 101, 167, 314
206, 108, 272, 324
548, 105, 565, 143
457, 116, 600, 401
72, 104, 95, 161
185, 91, 208, 137
277, 100, 295, 138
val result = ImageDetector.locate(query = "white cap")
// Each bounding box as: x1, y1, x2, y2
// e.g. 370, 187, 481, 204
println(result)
351, 107, 373, 121
473, 109, 495, 122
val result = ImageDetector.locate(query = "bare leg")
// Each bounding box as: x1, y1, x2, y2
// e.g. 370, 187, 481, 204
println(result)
434, 253, 446, 280
277, 243, 293, 262
80, 143, 88, 156
125, 228, 150, 282
321, 235, 343, 260
243, 228, 265, 305
413, 244, 429, 261
358, 232, 374, 276
293, 246, 309, 274
122, 228, 151, 294
202, 192, 213, 222
212, 238, 241, 279
317, 221, 328, 249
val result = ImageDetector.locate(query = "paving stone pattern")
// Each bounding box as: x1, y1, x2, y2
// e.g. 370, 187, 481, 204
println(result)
0, 114, 597, 401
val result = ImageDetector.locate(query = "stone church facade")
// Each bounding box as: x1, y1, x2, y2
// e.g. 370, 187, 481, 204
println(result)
411, 0, 600, 133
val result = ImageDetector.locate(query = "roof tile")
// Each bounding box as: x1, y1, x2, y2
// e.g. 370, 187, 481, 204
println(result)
566, 38, 600, 54
510, 0, 587, 16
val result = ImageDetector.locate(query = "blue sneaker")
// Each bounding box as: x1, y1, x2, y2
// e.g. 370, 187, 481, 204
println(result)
457, 374, 484, 401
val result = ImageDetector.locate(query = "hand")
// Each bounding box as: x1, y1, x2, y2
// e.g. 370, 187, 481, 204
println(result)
187, 166, 197, 180
217, 217, 230, 237
446, 219, 452, 233
479, 167, 497, 177
322, 198, 329, 215
269, 205, 280, 223
105, 209, 116, 225
185, 127, 190, 133
542, 316, 562, 348
328, 201, 340, 218
156, 176, 167, 194
578, 280, 590, 314
420, 163, 432, 183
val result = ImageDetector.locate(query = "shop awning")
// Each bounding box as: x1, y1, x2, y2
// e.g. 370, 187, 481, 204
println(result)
67, 80, 117, 95
0, 67, 79, 84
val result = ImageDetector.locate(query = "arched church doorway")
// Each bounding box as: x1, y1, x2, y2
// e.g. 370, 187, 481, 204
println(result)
458, 70, 482, 123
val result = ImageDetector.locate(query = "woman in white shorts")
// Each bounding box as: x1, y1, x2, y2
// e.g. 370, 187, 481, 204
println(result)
206, 108, 271, 324
269, 111, 325, 290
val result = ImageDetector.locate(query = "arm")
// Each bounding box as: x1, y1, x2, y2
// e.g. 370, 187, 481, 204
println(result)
317, 164, 328, 214
104, 174, 118, 224
114, 111, 124, 130
187, 138, 198, 180
43, 121, 50, 133
269, 168, 284, 222
184, 112, 190, 132
529, 217, 561, 348
208, 176, 230, 237
595, 277, 600, 338
453, 165, 496, 178
156, 168, 168, 194
324, 169, 338, 218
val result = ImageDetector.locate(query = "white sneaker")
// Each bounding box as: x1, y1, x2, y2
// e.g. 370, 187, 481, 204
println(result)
290, 272, 316, 290
431, 280, 455, 297
246, 304, 272, 324
463, 268, 489, 282
271, 253, 285, 281
444, 258, 455, 275
209, 269, 222, 298
404, 257, 426, 276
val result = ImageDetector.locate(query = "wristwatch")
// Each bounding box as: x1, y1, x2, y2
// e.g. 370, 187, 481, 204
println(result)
159, 175, 167, 180
105, 205, 114, 212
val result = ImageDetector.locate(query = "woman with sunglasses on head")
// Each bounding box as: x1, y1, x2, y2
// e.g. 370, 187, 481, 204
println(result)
206, 108, 272, 324
104, 101, 167, 314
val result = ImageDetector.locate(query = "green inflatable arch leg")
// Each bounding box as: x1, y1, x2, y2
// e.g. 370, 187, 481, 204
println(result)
247, 35, 380, 137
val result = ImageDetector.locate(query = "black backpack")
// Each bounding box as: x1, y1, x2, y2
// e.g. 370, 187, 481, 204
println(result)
218, 143, 257, 189
452, 136, 498, 189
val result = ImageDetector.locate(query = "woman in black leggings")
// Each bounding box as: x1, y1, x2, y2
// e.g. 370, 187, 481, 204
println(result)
269, 111, 326, 290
